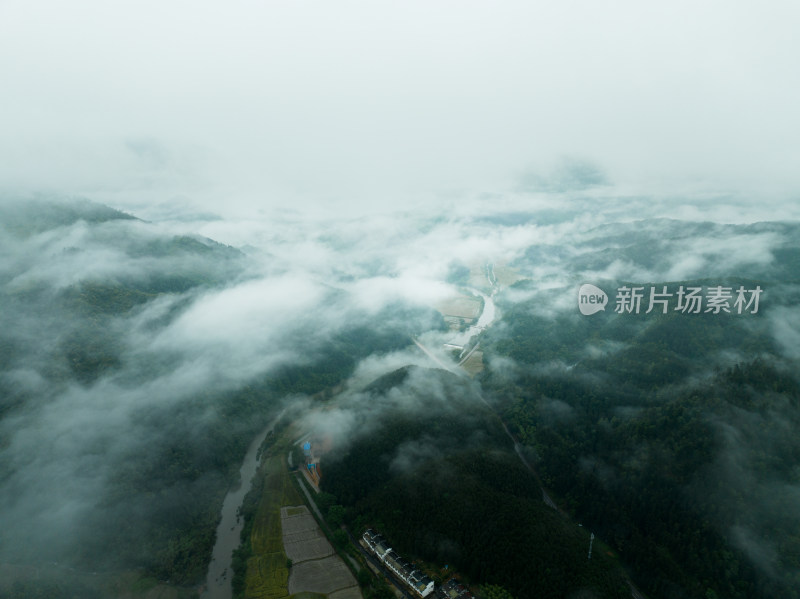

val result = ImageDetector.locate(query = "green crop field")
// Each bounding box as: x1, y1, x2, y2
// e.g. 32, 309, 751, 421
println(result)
244, 452, 304, 599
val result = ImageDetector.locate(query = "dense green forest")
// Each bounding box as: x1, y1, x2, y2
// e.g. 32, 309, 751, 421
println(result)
475, 262, 800, 596
3, 201, 799, 599
319, 220, 800, 599
321, 366, 631, 599
484, 359, 798, 598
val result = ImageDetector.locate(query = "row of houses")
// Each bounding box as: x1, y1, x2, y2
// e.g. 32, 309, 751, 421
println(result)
361, 529, 435, 597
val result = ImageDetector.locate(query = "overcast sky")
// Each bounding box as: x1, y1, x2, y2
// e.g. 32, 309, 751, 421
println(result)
2, 1, 799, 216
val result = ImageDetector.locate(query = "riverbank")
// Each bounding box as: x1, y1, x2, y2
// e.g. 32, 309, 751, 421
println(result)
202, 415, 286, 599
231, 424, 361, 599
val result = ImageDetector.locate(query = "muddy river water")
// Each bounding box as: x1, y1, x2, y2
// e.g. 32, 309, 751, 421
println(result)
200, 414, 281, 599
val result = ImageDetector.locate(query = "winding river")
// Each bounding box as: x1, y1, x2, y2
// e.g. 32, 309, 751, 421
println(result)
446, 287, 497, 348
201, 265, 499, 597
201, 413, 282, 599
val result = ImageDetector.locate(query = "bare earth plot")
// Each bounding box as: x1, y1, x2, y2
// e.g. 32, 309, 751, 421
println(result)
327, 588, 363, 599
460, 349, 484, 376
435, 295, 482, 320
280, 506, 361, 599
280, 507, 334, 562
288, 557, 359, 597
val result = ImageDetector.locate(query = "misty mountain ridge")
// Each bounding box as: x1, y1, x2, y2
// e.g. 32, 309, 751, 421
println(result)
1, 197, 799, 598
0, 196, 138, 236
4, 5, 800, 597
0, 198, 450, 592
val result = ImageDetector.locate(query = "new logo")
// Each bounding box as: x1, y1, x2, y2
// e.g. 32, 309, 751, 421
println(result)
578, 283, 608, 315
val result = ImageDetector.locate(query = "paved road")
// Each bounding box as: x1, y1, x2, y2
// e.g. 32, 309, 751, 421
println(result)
457, 341, 480, 366
293, 471, 362, 574
293, 471, 325, 522
412, 337, 463, 376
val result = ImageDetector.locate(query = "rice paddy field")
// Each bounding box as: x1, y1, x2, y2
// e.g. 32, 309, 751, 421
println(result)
244, 453, 303, 599
244, 440, 361, 599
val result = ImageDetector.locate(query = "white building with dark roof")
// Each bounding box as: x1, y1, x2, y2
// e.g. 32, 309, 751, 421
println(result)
361, 530, 435, 597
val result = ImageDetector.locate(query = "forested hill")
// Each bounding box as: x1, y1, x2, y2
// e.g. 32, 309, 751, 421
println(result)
320, 365, 631, 599
476, 218, 800, 599
1, 198, 246, 387
0, 198, 445, 595
0, 196, 138, 235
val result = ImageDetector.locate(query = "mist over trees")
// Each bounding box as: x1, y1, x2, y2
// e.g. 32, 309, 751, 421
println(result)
3, 4, 800, 597
476, 220, 800, 598
319, 366, 630, 598
1, 195, 799, 599
309, 215, 800, 599
0, 198, 444, 587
